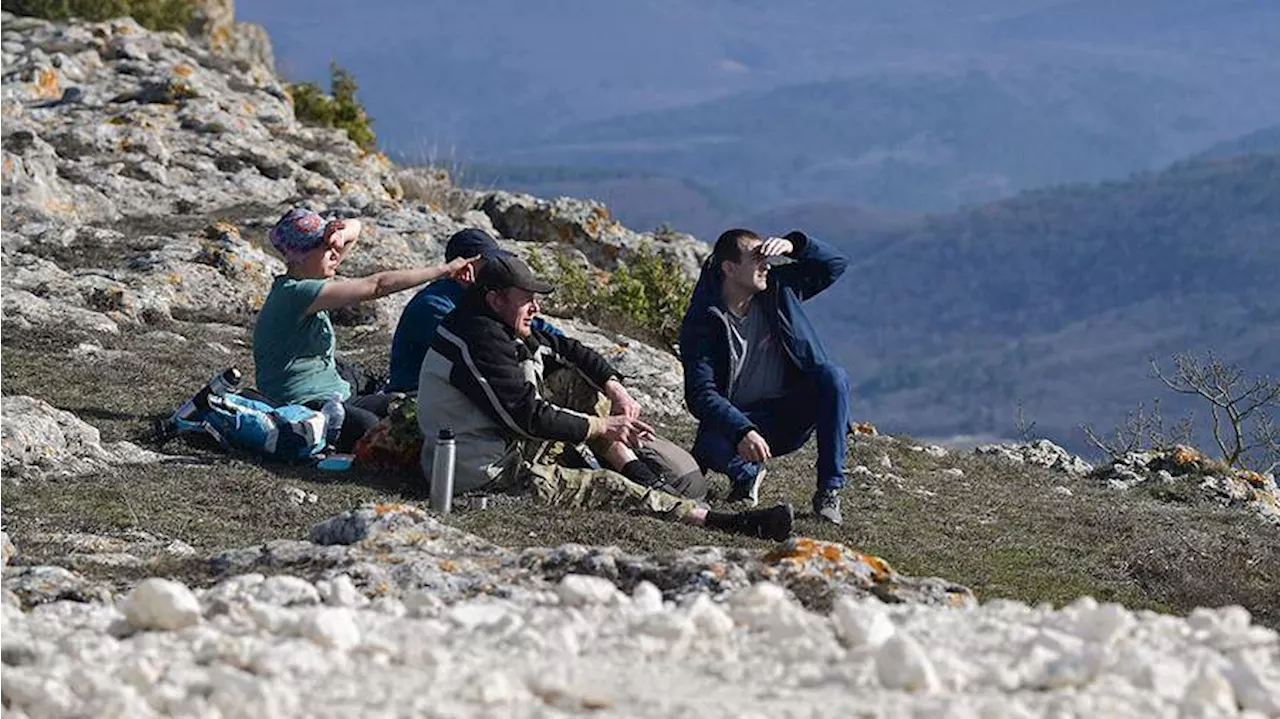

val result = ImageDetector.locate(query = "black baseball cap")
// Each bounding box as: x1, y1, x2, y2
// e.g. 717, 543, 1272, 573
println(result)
475, 254, 556, 294
444, 228, 514, 261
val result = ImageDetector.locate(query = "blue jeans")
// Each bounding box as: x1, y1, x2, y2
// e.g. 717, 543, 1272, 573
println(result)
693, 363, 851, 492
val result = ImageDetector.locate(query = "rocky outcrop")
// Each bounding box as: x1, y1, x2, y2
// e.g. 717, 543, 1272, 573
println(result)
480, 190, 709, 281
1, 395, 163, 478
2, 221, 285, 335
975, 439, 1094, 475
186, 0, 275, 72
1094, 446, 1280, 526
1, 14, 399, 227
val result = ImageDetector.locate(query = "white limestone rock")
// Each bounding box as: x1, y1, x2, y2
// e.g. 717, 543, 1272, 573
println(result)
877, 633, 941, 693
299, 607, 360, 651
121, 578, 201, 631
556, 574, 622, 607
833, 597, 897, 648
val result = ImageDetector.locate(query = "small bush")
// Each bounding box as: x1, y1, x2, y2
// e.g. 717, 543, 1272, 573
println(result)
289, 62, 377, 153
528, 247, 692, 354
2, 0, 193, 31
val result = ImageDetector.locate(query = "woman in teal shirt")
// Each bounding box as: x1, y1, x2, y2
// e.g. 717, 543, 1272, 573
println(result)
254, 208, 475, 451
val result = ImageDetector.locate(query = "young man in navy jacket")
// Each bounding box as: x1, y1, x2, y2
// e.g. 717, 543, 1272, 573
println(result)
679, 229, 851, 524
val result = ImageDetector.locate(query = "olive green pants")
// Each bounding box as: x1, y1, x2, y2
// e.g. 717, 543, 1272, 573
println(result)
496, 369, 698, 522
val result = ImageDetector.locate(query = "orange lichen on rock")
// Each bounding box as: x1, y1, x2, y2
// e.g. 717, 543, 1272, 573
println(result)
1238, 470, 1270, 489
204, 221, 240, 239
851, 422, 879, 436
1171, 446, 1204, 468
764, 537, 895, 584
439, 559, 458, 573
33, 68, 59, 99
173, 64, 193, 77
374, 503, 416, 516
43, 197, 75, 215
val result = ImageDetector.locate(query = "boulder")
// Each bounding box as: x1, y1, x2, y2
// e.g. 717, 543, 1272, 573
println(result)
122, 578, 202, 631
0, 396, 163, 478
551, 317, 686, 419
480, 191, 709, 281
2, 565, 113, 607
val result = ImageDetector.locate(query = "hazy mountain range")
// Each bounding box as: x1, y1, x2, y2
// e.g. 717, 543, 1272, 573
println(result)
240, 2, 1280, 451
243, 0, 1280, 232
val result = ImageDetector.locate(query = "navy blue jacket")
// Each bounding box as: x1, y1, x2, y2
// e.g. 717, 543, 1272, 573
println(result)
678, 231, 847, 442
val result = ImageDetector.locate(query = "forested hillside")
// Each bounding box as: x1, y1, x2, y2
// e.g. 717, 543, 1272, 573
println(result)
809, 151, 1280, 448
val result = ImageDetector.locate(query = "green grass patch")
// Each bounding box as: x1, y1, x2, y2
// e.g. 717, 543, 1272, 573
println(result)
4, 323, 1278, 627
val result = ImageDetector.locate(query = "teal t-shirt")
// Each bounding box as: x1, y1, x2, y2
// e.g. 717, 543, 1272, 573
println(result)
252, 276, 351, 405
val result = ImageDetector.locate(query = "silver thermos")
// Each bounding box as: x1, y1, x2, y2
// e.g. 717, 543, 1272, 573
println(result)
429, 428, 457, 514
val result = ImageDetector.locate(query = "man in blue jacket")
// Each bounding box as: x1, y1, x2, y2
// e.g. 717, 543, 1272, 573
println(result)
385, 228, 560, 393
679, 228, 851, 524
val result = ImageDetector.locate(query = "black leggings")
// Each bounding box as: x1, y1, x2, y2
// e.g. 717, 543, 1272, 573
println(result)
305, 394, 390, 453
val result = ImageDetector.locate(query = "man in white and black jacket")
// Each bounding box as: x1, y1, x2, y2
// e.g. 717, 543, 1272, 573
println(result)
417, 254, 794, 540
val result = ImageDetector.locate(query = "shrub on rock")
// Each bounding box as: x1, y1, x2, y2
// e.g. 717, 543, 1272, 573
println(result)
289, 62, 377, 153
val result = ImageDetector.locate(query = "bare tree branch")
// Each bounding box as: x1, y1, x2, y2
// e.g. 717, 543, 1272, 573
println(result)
1150, 352, 1280, 469
1015, 400, 1038, 442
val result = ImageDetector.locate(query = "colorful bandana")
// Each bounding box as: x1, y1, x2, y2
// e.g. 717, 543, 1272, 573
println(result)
268, 208, 330, 262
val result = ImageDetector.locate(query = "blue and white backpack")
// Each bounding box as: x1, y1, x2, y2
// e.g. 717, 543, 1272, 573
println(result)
156, 372, 333, 461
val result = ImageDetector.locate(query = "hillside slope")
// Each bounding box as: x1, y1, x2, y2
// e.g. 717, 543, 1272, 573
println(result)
502, 67, 1211, 212
244, 0, 1280, 224
810, 151, 1280, 446
1195, 124, 1280, 160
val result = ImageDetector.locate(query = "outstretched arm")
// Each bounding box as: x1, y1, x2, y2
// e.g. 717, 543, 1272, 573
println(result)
304, 256, 478, 315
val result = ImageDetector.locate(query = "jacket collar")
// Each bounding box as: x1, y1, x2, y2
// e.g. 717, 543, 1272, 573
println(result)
691, 261, 775, 320
457, 289, 542, 348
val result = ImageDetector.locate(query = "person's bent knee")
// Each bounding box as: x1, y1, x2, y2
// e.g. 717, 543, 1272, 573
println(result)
335, 403, 380, 452
692, 429, 736, 472
813, 363, 850, 392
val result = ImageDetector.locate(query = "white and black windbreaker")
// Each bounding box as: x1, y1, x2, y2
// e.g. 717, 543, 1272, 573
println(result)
416, 298, 618, 493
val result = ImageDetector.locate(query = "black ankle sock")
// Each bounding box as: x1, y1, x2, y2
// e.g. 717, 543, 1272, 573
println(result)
705, 510, 739, 532
621, 459, 663, 487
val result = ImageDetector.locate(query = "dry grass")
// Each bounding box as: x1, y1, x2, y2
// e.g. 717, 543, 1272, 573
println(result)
3, 321, 1279, 627
396, 167, 478, 217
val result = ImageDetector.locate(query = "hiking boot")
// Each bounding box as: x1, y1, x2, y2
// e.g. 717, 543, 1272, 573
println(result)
812, 489, 843, 525
725, 468, 766, 507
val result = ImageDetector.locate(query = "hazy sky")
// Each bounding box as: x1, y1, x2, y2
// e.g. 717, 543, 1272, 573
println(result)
237, 1, 1280, 158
